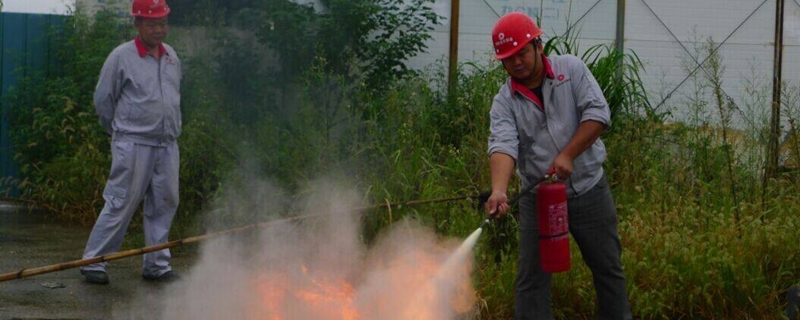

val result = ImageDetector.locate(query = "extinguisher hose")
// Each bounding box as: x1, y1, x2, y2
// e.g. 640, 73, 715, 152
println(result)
478, 180, 540, 230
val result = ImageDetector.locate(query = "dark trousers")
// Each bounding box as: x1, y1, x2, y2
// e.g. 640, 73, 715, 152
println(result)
515, 175, 633, 320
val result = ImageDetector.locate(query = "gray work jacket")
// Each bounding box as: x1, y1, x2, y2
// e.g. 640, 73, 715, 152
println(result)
487, 54, 610, 197
94, 38, 182, 146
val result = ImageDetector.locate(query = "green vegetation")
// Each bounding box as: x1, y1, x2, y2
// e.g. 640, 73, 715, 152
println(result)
4, 10, 131, 224
3, 3, 799, 319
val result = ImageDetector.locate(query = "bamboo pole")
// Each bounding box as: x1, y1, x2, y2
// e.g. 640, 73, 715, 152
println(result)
0, 194, 484, 282
0, 214, 317, 282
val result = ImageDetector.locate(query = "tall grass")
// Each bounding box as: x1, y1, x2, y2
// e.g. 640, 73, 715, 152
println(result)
598, 37, 799, 319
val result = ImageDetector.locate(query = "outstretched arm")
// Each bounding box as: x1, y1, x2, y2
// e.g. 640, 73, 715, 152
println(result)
487, 152, 516, 218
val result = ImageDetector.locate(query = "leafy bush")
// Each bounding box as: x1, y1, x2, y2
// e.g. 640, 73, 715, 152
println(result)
190, 0, 442, 128
238, 0, 441, 88
6, 10, 129, 223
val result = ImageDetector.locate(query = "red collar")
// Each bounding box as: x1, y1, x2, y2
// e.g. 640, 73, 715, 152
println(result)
135, 36, 167, 58
511, 53, 555, 109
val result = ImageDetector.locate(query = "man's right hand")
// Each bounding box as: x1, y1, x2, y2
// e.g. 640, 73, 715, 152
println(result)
485, 191, 510, 219
487, 152, 516, 219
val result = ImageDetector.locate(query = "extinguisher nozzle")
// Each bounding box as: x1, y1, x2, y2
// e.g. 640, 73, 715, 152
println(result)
479, 218, 491, 230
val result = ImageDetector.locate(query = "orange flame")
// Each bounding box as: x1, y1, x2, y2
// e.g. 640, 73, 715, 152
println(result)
256, 265, 361, 320
255, 248, 475, 320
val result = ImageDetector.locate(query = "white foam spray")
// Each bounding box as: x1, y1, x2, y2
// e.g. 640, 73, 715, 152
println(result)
400, 224, 485, 319
439, 225, 484, 275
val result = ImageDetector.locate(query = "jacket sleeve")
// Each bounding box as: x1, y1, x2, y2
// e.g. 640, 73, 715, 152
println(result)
487, 94, 519, 160
93, 53, 121, 135
571, 57, 611, 128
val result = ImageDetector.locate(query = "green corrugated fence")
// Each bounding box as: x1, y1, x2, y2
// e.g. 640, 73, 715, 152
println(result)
0, 12, 65, 197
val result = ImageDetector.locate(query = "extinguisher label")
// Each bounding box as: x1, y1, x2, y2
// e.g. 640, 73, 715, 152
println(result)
548, 202, 568, 235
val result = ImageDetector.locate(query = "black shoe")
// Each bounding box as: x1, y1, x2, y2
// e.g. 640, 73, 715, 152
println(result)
143, 270, 180, 283
81, 270, 109, 285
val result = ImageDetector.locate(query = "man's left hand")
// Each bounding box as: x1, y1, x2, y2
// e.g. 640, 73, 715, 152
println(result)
551, 153, 574, 179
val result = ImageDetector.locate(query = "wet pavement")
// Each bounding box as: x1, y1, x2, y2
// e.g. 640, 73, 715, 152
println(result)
0, 200, 194, 320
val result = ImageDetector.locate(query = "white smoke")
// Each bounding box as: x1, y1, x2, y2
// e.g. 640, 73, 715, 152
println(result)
121, 176, 477, 320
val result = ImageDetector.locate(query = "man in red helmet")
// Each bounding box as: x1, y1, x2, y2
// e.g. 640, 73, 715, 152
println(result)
484, 12, 633, 319
80, 0, 182, 284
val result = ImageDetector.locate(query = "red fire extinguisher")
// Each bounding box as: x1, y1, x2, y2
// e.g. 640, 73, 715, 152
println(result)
536, 171, 570, 273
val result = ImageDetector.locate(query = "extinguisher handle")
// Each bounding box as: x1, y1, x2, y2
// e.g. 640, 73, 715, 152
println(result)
545, 168, 559, 182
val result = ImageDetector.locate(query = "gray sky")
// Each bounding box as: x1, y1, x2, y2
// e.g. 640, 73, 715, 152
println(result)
2, 0, 76, 15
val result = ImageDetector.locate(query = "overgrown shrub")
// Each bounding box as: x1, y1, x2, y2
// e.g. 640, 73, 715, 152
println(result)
6, 10, 128, 223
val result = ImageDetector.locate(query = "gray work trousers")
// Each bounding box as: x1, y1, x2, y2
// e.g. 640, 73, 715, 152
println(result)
81, 140, 179, 278
516, 174, 632, 320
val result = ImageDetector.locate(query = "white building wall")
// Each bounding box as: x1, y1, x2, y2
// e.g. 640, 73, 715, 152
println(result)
784, 2, 800, 86
409, 0, 618, 70
624, 0, 775, 127
76, 0, 129, 16
409, 0, 793, 128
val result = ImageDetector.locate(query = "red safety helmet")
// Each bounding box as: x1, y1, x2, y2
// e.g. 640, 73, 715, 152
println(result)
131, 0, 171, 19
492, 12, 543, 60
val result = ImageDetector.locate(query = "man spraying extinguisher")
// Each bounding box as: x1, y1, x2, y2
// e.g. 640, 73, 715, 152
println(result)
484, 12, 633, 320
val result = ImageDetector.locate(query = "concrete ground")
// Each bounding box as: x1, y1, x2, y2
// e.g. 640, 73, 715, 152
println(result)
0, 200, 194, 320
